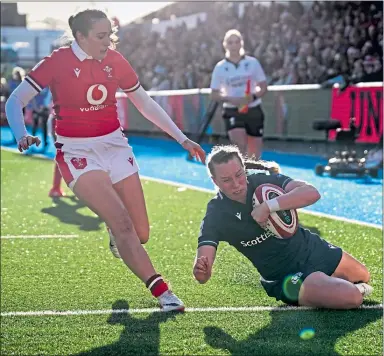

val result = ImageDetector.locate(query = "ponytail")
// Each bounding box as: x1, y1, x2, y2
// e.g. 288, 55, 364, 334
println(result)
244, 159, 281, 174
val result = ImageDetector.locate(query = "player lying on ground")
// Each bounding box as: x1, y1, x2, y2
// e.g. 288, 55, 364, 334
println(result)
193, 145, 373, 309
6, 9, 206, 312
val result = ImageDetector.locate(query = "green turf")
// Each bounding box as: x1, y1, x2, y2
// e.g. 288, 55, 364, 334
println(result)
1, 149, 383, 355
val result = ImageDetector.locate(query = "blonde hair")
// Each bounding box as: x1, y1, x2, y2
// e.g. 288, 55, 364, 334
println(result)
223, 29, 245, 57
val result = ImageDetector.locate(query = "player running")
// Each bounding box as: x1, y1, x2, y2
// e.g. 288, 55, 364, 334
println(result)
6, 9, 206, 312
193, 145, 373, 309
210, 29, 268, 159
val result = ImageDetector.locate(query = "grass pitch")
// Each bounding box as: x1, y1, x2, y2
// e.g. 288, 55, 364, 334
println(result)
1, 149, 382, 355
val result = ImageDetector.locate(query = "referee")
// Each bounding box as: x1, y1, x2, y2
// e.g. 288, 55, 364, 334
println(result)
210, 29, 268, 159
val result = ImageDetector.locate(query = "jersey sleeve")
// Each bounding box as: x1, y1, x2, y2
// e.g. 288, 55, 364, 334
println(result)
197, 210, 220, 250
252, 58, 267, 83
249, 172, 293, 191
266, 173, 293, 190
116, 53, 140, 93
210, 63, 222, 90
25, 54, 57, 93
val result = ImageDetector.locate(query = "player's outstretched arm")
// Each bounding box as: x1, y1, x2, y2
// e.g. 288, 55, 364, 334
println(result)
127, 86, 206, 163
5, 81, 41, 152
193, 245, 217, 284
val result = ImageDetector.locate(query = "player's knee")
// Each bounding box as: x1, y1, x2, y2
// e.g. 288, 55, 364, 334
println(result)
137, 225, 150, 244
111, 211, 135, 238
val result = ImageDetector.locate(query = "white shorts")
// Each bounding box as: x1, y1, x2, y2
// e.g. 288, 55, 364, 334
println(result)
55, 128, 139, 190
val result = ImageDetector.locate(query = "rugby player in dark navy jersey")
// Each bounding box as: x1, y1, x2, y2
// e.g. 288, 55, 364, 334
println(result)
193, 145, 373, 309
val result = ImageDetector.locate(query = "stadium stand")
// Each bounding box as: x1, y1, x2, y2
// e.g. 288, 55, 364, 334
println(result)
117, 1, 383, 90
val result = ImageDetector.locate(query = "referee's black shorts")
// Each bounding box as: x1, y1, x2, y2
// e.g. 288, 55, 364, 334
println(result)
222, 105, 265, 137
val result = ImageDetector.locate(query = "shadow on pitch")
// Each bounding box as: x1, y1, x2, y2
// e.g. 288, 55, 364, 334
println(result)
204, 302, 382, 356
41, 195, 103, 232
75, 299, 182, 356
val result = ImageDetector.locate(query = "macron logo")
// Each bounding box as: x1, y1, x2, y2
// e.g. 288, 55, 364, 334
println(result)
236, 212, 242, 220
74, 68, 81, 78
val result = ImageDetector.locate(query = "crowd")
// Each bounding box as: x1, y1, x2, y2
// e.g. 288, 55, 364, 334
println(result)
117, 1, 383, 90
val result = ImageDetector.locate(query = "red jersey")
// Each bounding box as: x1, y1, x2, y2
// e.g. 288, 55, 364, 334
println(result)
25, 42, 140, 137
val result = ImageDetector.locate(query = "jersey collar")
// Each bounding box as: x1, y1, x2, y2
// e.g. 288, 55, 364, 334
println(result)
225, 55, 246, 67
71, 41, 93, 61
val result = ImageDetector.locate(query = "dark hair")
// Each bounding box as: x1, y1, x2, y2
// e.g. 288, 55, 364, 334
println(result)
68, 9, 118, 44
206, 145, 281, 177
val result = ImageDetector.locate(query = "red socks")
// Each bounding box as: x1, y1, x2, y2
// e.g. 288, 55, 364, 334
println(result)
146, 274, 169, 297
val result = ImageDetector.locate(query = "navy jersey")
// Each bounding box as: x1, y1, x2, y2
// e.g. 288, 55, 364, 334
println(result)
198, 172, 321, 281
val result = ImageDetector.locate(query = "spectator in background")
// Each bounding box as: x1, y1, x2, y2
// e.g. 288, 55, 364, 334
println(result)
116, 1, 382, 89
8, 67, 25, 94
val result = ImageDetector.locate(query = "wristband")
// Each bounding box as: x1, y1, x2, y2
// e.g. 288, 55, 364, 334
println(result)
265, 198, 280, 213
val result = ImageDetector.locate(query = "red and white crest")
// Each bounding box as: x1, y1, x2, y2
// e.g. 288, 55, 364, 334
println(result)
70, 157, 87, 170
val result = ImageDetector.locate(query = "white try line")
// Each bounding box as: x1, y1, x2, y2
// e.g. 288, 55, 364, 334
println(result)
1, 234, 79, 239
2, 304, 382, 317
140, 175, 383, 230
1, 147, 382, 230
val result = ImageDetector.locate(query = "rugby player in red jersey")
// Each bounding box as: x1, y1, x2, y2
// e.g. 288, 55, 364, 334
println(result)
6, 9, 206, 312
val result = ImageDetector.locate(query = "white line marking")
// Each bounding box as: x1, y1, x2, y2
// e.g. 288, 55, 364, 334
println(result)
2, 304, 382, 317
1, 235, 79, 239
1, 147, 381, 229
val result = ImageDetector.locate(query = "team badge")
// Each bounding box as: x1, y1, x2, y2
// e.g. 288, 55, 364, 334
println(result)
71, 157, 87, 169
103, 66, 113, 78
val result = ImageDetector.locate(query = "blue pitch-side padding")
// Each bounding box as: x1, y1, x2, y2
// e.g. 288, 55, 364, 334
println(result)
1, 127, 382, 226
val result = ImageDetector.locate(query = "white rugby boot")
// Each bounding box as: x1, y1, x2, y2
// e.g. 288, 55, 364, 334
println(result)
106, 225, 121, 259
157, 290, 185, 312
355, 283, 374, 298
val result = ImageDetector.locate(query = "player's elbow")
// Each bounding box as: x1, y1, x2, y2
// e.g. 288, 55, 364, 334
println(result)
307, 185, 321, 203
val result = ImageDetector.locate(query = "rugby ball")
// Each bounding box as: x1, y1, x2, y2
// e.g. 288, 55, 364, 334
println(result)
252, 183, 298, 239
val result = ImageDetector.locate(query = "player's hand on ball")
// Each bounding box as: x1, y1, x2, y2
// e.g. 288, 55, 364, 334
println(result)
251, 202, 270, 228
182, 139, 206, 164
17, 135, 41, 152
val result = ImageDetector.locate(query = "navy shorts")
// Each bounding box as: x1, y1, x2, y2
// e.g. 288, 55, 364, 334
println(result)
222, 105, 265, 137
260, 232, 343, 305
